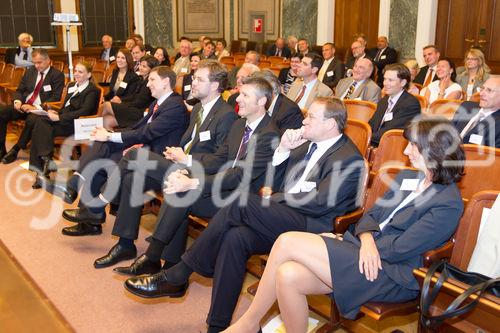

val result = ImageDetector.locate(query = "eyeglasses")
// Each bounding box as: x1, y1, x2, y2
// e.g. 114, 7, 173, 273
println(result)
478, 86, 499, 94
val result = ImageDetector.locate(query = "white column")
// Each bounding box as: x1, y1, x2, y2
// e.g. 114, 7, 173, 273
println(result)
134, 0, 145, 38
316, 0, 334, 45
415, 0, 438, 66
59, 0, 79, 51
378, 0, 391, 37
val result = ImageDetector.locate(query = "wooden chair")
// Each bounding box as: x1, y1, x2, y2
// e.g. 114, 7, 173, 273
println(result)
414, 190, 500, 333
425, 99, 462, 119
343, 100, 377, 123
0, 67, 25, 104
93, 59, 108, 72
84, 57, 97, 66
370, 129, 410, 177
258, 60, 271, 69
0, 61, 5, 77
267, 56, 286, 65
51, 61, 64, 72
469, 91, 480, 102
103, 62, 116, 82
414, 83, 423, 92
0, 64, 15, 85
267, 67, 281, 77
72, 56, 85, 64
412, 93, 428, 112
92, 70, 105, 83
234, 54, 246, 63
220, 56, 235, 63
345, 119, 372, 158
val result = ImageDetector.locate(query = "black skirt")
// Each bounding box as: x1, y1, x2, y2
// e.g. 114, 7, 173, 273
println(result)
111, 103, 145, 128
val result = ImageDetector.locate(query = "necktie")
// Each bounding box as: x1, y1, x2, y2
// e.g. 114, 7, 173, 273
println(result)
184, 106, 204, 154
375, 49, 382, 62
234, 103, 239, 114
423, 68, 434, 87
276, 48, 281, 57
26, 72, 45, 105
134, 61, 140, 72
236, 125, 252, 161
344, 81, 357, 100
379, 97, 395, 130
460, 110, 486, 138
294, 85, 307, 104
289, 143, 318, 187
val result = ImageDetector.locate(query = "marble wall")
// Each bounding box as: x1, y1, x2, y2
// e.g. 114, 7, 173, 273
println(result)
388, 0, 418, 61
144, 0, 174, 48
282, 0, 317, 45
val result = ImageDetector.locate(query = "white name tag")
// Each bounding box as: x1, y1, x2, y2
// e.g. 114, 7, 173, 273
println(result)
469, 134, 483, 145
67, 86, 77, 94
300, 181, 317, 193
199, 130, 211, 142
381, 55, 387, 60
143, 111, 149, 117
109, 56, 115, 61
119, 81, 128, 89
181, 67, 188, 73
383, 112, 393, 122
326, 71, 334, 77
184, 85, 191, 91
400, 178, 419, 191
43, 85, 52, 92
74, 117, 103, 140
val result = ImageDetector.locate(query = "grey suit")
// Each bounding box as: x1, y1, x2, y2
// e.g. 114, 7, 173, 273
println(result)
286, 79, 333, 110
335, 77, 381, 103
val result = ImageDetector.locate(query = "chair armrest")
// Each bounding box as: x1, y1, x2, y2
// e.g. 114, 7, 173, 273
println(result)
334, 208, 364, 234
45, 101, 63, 111
422, 240, 454, 267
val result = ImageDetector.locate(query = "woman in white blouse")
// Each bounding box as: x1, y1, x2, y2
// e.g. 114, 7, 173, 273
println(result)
421, 57, 462, 104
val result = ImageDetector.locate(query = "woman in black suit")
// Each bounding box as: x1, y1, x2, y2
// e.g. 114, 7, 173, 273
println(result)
180, 53, 201, 111
104, 48, 140, 101
101, 55, 159, 130
29, 62, 100, 188
225, 118, 466, 332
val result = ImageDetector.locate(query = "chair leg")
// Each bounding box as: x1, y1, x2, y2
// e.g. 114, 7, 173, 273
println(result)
315, 299, 343, 332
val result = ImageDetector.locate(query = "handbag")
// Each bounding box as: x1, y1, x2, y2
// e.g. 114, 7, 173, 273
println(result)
419, 260, 500, 329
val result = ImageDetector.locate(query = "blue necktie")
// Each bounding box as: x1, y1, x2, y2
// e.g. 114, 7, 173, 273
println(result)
236, 125, 252, 160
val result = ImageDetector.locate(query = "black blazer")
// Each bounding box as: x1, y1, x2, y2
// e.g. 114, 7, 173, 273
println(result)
181, 73, 193, 100
181, 97, 238, 174
266, 45, 292, 58
6, 47, 27, 65
345, 54, 373, 72
119, 77, 154, 110
58, 82, 100, 127
452, 101, 500, 148
414, 65, 439, 85
369, 47, 398, 87
105, 69, 140, 101
100, 47, 118, 61
321, 57, 345, 89
121, 93, 189, 154
271, 135, 365, 233
270, 94, 303, 134
14, 66, 65, 105
368, 90, 421, 146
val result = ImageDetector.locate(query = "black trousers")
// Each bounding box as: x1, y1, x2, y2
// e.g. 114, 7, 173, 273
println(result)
0, 105, 39, 149
181, 194, 308, 328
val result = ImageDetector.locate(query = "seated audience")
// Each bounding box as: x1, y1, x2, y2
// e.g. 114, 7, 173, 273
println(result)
101, 55, 158, 130
318, 42, 345, 90
100, 34, 117, 63
124, 38, 136, 51
201, 41, 217, 60
414, 45, 440, 86
29, 62, 100, 188
335, 58, 381, 103
131, 44, 146, 73
215, 39, 230, 61
131, 33, 154, 54
180, 53, 202, 109
5, 32, 34, 68
266, 37, 292, 58
225, 117, 465, 332
297, 38, 309, 56
368, 63, 421, 146
345, 41, 371, 76
279, 53, 301, 95
421, 57, 462, 104
369, 36, 397, 87
404, 59, 421, 95
227, 50, 260, 88
104, 49, 140, 102
286, 53, 333, 111
456, 48, 490, 101
172, 39, 193, 75
153, 47, 171, 66
452, 77, 500, 148
227, 63, 260, 111
0, 48, 65, 163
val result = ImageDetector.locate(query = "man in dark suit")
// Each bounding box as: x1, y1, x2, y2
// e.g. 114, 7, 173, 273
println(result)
369, 36, 397, 88
131, 45, 146, 73
5, 32, 34, 68
100, 34, 117, 63
413, 45, 440, 86
109, 77, 279, 277
0, 48, 65, 162
318, 42, 345, 89
266, 37, 292, 58
345, 41, 372, 76
368, 63, 421, 146
54, 66, 189, 236
124, 97, 365, 333
452, 77, 500, 148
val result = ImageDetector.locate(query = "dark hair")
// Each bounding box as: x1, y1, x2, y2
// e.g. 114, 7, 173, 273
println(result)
423, 44, 440, 53
190, 53, 201, 60
242, 76, 273, 110
290, 52, 303, 60
198, 59, 228, 93
403, 118, 465, 184
383, 63, 412, 89
151, 66, 177, 90
140, 55, 159, 70
304, 53, 324, 72
133, 44, 146, 53
32, 48, 50, 59
153, 47, 167, 59
180, 36, 192, 42
314, 97, 347, 133
438, 57, 457, 81
322, 42, 335, 48
117, 48, 135, 71
216, 39, 227, 48
205, 41, 215, 48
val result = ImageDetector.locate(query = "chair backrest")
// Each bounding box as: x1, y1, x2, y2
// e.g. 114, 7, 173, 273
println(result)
411, 93, 428, 111
11, 67, 25, 86
343, 100, 377, 122
413, 83, 423, 93
84, 57, 97, 66
450, 190, 499, 269
234, 54, 246, 62
97, 85, 105, 104
220, 56, 235, 63
268, 67, 281, 77
93, 59, 108, 72
469, 91, 480, 102
51, 60, 64, 72
175, 75, 183, 94
0, 61, 5, 76
104, 62, 116, 82
365, 166, 414, 211
267, 56, 286, 65
345, 119, 372, 158
426, 99, 462, 119
258, 60, 271, 69
92, 70, 105, 83
370, 129, 410, 173
0, 64, 15, 84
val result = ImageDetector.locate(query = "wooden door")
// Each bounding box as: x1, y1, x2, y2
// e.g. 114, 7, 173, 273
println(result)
436, 0, 500, 73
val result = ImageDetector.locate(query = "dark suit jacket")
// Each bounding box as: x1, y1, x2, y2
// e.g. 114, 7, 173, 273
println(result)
100, 47, 118, 61
278, 68, 291, 85
369, 47, 398, 87
58, 82, 101, 127
6, 47, 26, 65
227, 93, 238, 110
121, 93, 189, 154
345, 54, 373, 72
181, 97, 238, 174
199, 115, 279, 195
271, 135, 365, 233
368, 90, 421, 146
452, 101, 500, 148
105, 69, 140, 101
119, 77, 154, 109
414, 65, 439, 85
14, 66, 65, 105
266, 45, 292, 58
321, 57, 345, 89
270, 94, 303, 134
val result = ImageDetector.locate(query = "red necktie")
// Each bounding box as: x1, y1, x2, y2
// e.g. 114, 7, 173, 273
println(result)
294, 85, 306, 104
423, 69, 434, 87
153, 102, 159, 113
26, 72, 44, 105
234, 103, 239, 114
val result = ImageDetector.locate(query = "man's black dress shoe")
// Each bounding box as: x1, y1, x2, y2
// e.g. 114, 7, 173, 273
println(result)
62, 208, 80, 223
40, 155, 54, 177
49, 182, 78, 204
109, 203, 119, 216
61, 222, 102, 236
0, 148, 6, 160
94, 244, 137, 269
124, 271, 188, 298
2, 149, 18, 164
62, 206, 106, 224
113, 254, 161, 276
32, 174, 48, 189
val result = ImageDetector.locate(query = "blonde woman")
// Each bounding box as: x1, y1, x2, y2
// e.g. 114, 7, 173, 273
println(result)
404, 59, 421, 95
456, 48, 490, 100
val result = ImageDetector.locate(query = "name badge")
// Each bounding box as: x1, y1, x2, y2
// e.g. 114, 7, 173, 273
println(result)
469, 134, 483, 145
383, 112, 393, 122
109, 56, 115, 61
143, 111, 149, 117
67, 86, 77, 94
181, 67, 188, 73
43, 85, 52, 92
400, 179, 419, 191
119, 81, 128, 89
184, 85, 191, 91
199, 130, 211, 142
300, 181, 317, 193
326, 71, 334, 77
381, 55, 387, 60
